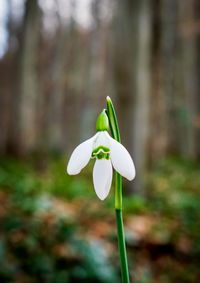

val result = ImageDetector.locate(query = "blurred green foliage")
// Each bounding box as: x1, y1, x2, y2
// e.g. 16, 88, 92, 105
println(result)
0, 158, 118, 283
148, 157, 200, 253
0, 214, 118, 282
0, 157, 94, 201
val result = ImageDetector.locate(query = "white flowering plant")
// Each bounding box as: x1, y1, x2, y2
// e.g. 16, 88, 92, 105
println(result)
67, 97, 135, 283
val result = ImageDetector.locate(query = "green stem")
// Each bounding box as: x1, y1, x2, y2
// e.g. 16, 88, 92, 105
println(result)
116, 209, 130, 283
106, 96, 130, 283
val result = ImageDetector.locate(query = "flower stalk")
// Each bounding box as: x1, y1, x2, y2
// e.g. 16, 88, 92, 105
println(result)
106, 96, 130, 283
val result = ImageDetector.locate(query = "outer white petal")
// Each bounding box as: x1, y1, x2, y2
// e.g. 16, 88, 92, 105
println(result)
93, 159, 113, 200
105, 132, 136, 181
67, 134, 97, 175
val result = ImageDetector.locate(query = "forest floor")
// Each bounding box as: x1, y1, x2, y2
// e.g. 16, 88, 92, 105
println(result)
0, 157, 200, 283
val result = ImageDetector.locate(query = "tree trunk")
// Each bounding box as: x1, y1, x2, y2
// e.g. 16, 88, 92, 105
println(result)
112, 0, 136, 151
18, 0, 40, 154
48, 24, 70, 152
112, 0, 152, 195
160, 0, 179, 154
178, 0, 199, 159
132, 0, 152, 195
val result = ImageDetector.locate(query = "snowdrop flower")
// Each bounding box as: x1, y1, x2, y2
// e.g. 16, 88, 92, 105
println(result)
67, 110, 135, 200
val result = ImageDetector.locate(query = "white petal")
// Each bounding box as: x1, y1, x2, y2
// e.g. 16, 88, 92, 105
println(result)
67, 134, 97, 175
93, 159, 113, 200
93, 131, 110, 149
105, 132, 136, 181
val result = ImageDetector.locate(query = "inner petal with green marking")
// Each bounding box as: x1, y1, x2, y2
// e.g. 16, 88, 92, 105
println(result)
92, 145, 110, 160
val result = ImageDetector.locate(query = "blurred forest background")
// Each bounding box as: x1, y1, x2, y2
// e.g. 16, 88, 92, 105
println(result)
0, 0, 200, 282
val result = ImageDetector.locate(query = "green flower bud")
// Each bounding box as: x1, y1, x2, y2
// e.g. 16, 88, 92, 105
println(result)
96, 109, 109, 131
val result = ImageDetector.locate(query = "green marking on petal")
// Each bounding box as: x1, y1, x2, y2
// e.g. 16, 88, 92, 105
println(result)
92, 145, 110, 154
92, 145, 110, 160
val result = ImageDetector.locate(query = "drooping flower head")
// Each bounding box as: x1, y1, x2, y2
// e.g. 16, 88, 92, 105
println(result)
67, 110, 135, 200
